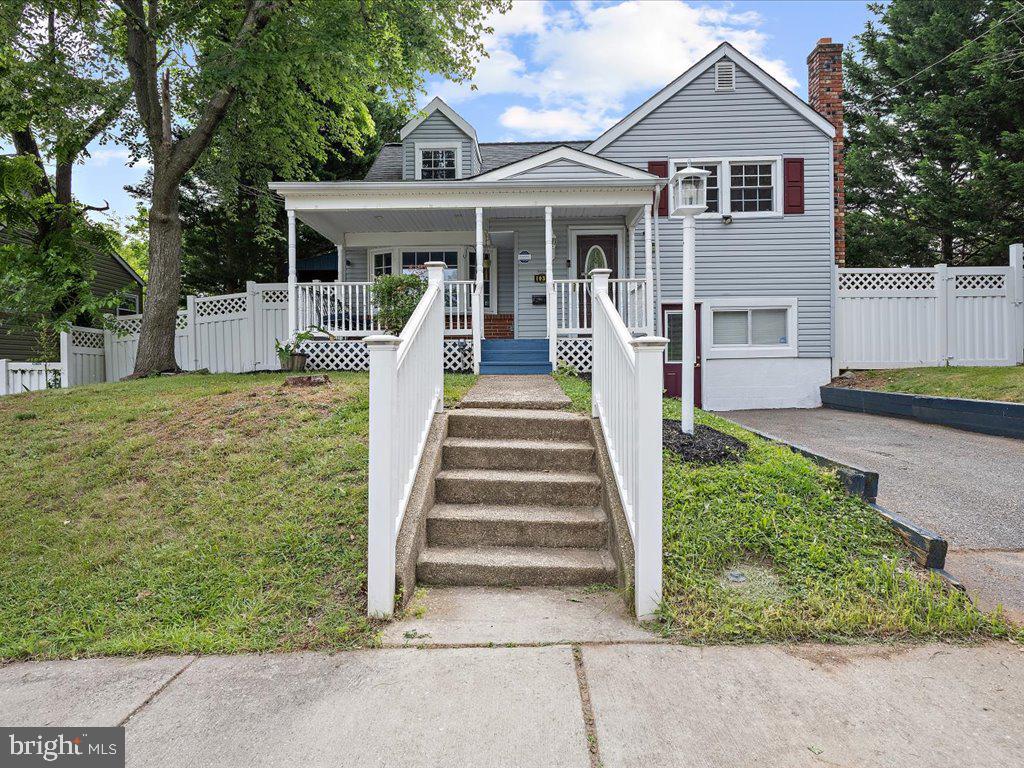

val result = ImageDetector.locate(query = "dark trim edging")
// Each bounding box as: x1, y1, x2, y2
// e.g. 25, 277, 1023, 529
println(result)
821, 386, 1024, 440
736, 424, 948, 571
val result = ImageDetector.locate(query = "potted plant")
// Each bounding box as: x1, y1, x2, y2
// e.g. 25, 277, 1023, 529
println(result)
276, 330, 316, 372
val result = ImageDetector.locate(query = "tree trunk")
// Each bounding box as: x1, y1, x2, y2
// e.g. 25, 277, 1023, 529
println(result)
132, 170, 182, 375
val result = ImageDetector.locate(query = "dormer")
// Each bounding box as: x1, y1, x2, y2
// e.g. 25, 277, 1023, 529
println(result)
400, 97, 480, 180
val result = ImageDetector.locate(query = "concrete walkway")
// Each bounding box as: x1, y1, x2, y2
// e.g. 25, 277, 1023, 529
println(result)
2, 641, 1022, 767
722, 407, 1024, 620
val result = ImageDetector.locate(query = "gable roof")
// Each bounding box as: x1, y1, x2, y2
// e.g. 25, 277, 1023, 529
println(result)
587, 42, 835, 153
399, 96, 479, 144
363, 141, 591, 182
471, 145, 658, 182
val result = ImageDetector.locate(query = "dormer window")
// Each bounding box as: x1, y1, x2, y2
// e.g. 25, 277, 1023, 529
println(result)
416, 142, 461, 180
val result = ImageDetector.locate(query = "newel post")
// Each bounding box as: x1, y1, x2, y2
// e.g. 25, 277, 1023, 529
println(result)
366, 333, 402, 617
425, 261, 446, 413
631, 334, 668, 621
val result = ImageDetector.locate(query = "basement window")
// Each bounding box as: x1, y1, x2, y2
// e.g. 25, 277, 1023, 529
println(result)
706, 298, 798, 359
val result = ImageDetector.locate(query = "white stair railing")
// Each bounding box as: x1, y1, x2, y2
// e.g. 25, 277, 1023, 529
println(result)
589, 268, 668, 620
552, 277, 650, 335
366, 262, 446, 617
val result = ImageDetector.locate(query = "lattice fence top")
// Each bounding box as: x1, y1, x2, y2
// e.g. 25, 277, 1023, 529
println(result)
838, 271, 935, 293
955, 273, 1005, 292
196, 294, 247, 317
176, 313, 189, 330
260, 289, 288, 304
115, 317, 143, 335
557, 338, 593, 373
70, 327, 104, 349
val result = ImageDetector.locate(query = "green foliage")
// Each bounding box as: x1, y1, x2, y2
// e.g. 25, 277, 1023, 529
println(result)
0, 156, 118, 356
553, 375, 1017, 642
846, 0, 1024, 267
0, 371, 475, 659
370, 273, 427, 335
274, 329, 318, 365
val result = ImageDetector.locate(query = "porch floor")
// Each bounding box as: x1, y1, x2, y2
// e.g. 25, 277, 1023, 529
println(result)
460, 374, 571, 411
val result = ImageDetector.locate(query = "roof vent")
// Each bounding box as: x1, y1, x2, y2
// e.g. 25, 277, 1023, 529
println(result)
715, 61, 735, 92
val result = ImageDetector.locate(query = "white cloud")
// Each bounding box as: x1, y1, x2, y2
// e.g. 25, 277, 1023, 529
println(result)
87, 146, 151, 170
428, 0, 798, 140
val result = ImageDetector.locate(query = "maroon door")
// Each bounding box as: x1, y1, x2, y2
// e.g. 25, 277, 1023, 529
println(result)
662, 303, 702, 407
576, 234, 618, 330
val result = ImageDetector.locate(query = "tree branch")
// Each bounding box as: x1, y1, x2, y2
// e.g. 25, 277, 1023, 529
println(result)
10, 126, 54, 199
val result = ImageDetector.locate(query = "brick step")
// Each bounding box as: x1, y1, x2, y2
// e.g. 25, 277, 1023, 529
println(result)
416, 545, 617, 587
435, 468, 601, 506
447, 408, 591, 442
442, 436, 594, 471
427, 503, 607, 549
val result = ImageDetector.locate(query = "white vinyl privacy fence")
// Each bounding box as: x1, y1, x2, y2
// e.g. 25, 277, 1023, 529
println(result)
836, 245, 1024, 369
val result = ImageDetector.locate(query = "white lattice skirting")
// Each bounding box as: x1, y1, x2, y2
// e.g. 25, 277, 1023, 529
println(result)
298, 339, 474, 372
557, 338, 593, 373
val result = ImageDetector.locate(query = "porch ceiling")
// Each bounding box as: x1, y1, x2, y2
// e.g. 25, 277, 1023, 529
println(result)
297, 204, 643, 245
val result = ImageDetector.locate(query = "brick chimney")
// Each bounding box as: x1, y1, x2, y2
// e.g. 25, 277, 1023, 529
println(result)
807, 37, 845, 266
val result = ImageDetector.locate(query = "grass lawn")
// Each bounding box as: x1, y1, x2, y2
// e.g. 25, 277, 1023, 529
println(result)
555, 372, 1019, 643
840, 366, 1024, 403
0, 371, 475, 660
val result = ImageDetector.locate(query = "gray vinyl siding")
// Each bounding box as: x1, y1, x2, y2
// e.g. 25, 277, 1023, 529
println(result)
344, 247, 369, 280
0, 252, 141, 361
597, 64, 834, 357
505, 158, 626, 182
496, 245, 515, 314
402, 112, 477, 180
489, 216, 624, 338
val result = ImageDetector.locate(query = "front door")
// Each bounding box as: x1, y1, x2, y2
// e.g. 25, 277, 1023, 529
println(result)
576, 234, 618, 329
662, 303, 702, 407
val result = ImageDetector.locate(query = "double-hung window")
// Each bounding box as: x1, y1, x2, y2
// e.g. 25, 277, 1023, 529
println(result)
416, 143, 461, 180
729, 162, 775, 213
706, 298, 797, 358
669, 157, 781, 217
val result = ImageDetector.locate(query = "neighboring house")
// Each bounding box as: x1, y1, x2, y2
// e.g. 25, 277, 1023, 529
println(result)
271, 39, 846, 410
0, 248, 144, 361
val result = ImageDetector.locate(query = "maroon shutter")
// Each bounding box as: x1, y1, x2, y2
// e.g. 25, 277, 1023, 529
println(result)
783, 157, 804, 214
647, 160, 669, 217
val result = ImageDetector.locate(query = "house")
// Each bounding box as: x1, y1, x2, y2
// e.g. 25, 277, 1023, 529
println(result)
0, 246, 144, 362
270, 39, 846, 411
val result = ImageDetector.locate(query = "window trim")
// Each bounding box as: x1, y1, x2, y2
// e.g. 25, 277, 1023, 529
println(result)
702, 296, 798, 359
116, 291, 141, 315
668, 156, 784, 220
367, 245, 497, 313
414, 141, 462, 180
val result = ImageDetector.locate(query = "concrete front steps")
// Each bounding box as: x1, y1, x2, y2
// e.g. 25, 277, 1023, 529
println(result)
416, 391, 618, 589
478, 339, 552, 375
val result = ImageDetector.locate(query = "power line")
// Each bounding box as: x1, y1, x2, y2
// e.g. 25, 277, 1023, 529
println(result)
864, 1, 1024, 104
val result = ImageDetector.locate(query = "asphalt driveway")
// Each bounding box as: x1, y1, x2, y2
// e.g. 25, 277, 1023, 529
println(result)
722, 407, 1024, 619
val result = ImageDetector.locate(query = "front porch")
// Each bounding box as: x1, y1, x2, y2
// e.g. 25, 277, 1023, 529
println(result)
271, 176, 663, 372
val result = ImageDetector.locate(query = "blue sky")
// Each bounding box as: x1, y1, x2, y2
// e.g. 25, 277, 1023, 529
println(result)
73, 0, 877, 225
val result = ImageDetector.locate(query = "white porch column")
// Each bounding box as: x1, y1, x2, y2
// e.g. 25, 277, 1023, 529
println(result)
545, 205, 555, 367
336, 242, 345, 282
627, 223, 636, 279
287, 209, 297, 338
474, 207, 484, 374
643, 204, 654, 336
681, 213, 697, 434
653, 197, 663, 336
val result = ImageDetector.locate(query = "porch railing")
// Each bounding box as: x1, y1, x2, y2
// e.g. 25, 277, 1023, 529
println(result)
366, 262, 446, 618
589, 268, 667, 620
552, 277, 650, 335
295, 279, 478, 340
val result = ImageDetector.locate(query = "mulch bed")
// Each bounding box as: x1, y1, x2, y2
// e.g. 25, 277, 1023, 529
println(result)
662, 420, 748, 464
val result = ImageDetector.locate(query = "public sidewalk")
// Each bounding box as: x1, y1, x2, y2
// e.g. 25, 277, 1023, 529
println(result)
2, 588, 1023, 767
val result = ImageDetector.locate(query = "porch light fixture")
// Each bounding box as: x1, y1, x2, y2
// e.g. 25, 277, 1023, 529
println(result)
669, 163, 710, 217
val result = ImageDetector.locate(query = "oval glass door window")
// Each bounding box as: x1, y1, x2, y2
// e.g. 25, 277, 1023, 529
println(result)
584, 245, 608, 274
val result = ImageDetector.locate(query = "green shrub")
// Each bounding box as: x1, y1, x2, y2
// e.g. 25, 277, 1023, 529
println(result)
370, 273, 426, 334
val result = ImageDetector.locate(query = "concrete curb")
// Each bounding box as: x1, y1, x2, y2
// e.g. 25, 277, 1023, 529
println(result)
735, 424, 949, 571
821, 386, 1024, 440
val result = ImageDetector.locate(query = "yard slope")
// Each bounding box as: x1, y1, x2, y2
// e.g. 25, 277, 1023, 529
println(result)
0, 372, 475, 660
555, 372, 1017, 642
837, 366, 1024, 403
